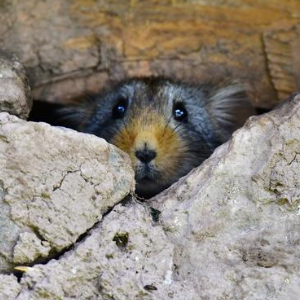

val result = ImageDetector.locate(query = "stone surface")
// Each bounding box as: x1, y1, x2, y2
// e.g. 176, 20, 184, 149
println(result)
150, 93, 300, 299
0, 275, 21, 300
1, 1, 300, 107
0, 113, 135, 272
13, 232, 51, 265
1, 94, 300, 299
0, 52, 31, 119
14, 203, 189, 300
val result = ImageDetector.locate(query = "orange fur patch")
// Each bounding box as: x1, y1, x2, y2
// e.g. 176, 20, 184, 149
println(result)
112, 110, 187, 181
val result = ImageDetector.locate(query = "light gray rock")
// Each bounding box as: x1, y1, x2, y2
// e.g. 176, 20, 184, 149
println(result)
0, 275, 21, 300
150, 93, 300, 299
0, 113, 135, 272
16, 202, 192, 300
13, 232, 51, 265
0, 52, 31, 119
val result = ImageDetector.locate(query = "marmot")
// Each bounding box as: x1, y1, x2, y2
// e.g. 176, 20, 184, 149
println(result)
30, 77, 255, 198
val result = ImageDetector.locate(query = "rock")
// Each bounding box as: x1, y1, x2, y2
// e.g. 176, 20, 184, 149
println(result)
0, 275, 21, 300
13, 232, 52, 265
150, 93, 300, 299
0, 113, 135, 272
15, 202, 191, 300
2, 92, 300, 299
0, 52, 32, 119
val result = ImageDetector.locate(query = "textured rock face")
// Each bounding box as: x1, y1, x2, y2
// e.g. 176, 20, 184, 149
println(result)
1, 94, 300, 299
0, 113, 135, 273
0, 52, 32, 119
0, 275, 21, 300
150, 93, 300, 299
15, 203, 185, 300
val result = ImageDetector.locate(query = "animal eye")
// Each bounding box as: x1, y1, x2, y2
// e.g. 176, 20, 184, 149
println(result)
112, 98, 128, 119
173, 103, 188, 122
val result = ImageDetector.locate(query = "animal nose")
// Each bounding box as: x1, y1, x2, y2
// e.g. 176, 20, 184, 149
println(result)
135, 149, 157, 163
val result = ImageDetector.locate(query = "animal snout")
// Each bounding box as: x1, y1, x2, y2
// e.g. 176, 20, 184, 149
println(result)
135, 148, 157, 164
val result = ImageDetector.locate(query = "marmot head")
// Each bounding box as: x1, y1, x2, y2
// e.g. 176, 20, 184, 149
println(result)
43, 78, 255, 198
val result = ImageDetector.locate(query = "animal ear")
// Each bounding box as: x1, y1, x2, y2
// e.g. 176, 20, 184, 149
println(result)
206, 82, 255, 142
29, 100, 91, 131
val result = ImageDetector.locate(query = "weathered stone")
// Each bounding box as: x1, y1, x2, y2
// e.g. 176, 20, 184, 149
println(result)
150, 93, 300, 299
0, 52, 31, 119
13, 232, 51, 265
15, 203, 190, 300
0, 113, 135, 272
0, 275, 21, 300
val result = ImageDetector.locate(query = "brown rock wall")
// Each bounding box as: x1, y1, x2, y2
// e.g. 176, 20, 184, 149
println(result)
1, 1, 300, 106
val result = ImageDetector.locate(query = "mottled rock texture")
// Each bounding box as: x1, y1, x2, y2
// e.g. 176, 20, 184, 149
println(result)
0, 52, 31, 119
0, 275, 21, 300
151, 93, 300, 299
14, 203, 183, 300
1, 93, 300, 299
1, 0, 300, 107
0, 113, 135, 273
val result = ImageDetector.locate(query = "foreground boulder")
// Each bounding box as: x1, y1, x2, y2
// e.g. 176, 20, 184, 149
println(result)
0, 113, 135, 273
13, 203, 181, 300
0, 52, 32, 119
151, 93, 300, 299
1, 91, 300, 299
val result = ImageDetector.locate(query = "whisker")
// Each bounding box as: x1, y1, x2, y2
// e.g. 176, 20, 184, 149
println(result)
122, 119, 131, 137
166, 123, 184, 139
161, 115, 173, 138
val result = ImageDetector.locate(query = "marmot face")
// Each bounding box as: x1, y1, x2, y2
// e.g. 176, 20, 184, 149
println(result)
30, 77, 255, 198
